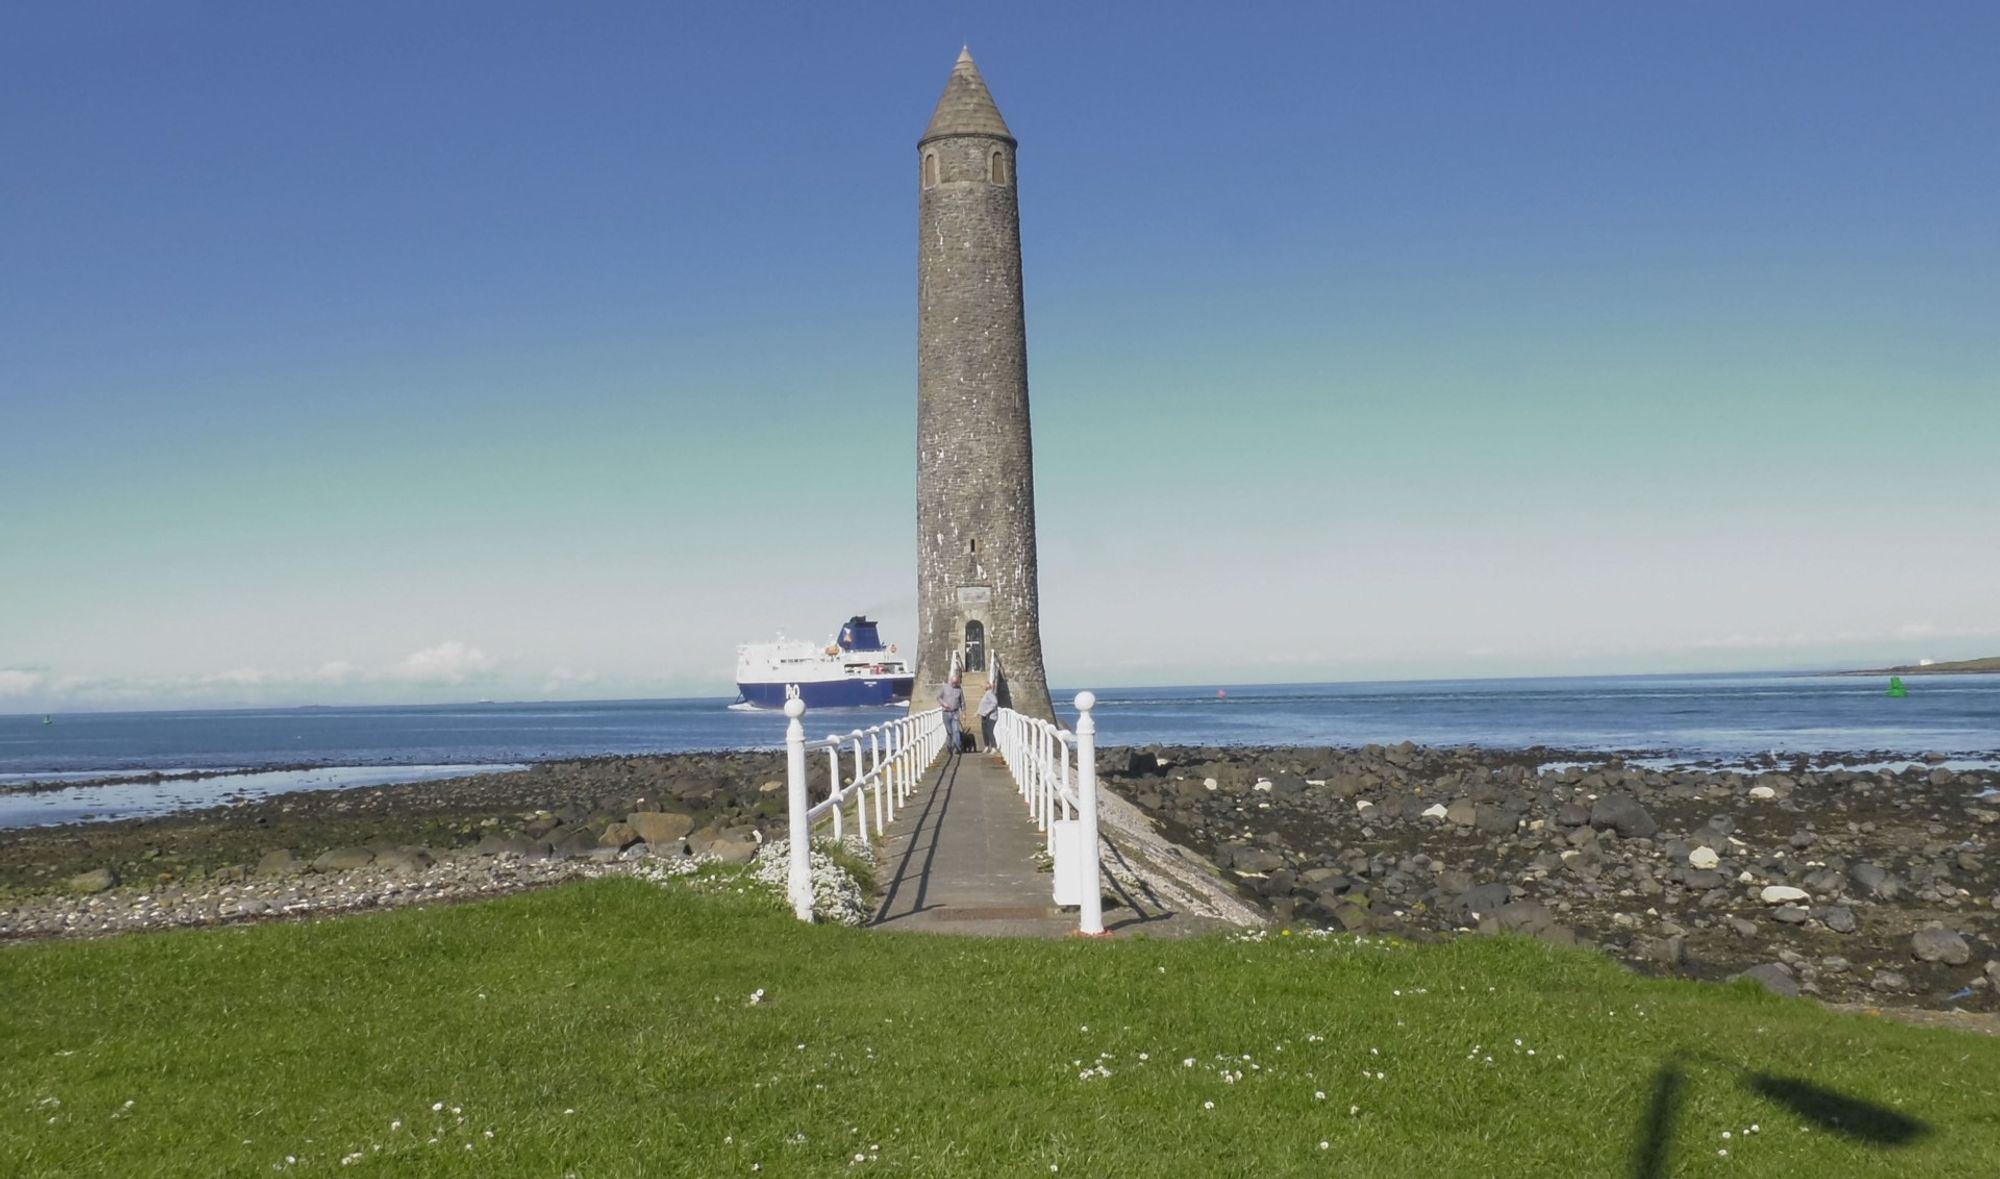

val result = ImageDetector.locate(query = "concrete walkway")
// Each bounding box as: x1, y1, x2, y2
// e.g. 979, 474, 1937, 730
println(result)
869, 747, 1241, 937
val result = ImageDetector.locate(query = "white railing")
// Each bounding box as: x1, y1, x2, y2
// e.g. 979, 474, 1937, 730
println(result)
783, 699, 946, 922
993, 691, 1103, 936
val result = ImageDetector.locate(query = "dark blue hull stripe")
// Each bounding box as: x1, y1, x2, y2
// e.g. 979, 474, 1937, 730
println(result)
736, 678, 915, 709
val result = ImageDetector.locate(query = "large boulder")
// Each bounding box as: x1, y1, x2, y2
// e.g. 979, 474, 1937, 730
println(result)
1477, 901, 1580, 945
255, 849, 305, 877
1226, 844, 1286, 874
66, 867, 117, 895
1848, 862, 1903, 900
692, 827, 760, 865
473, 834, 535, 857
1734, 963, 1800, 999
628, 811, 696, 846
1911, 926, 1972, 965
1461, 882, 1512, 915
375, 847, 435, 876
311, 846, 375, 873
551, 827, 602, 858
1330, 902, 1373, 932
599, 822, 641, 851
1589, 794, 1658, 839
1123, 750, 1163, 776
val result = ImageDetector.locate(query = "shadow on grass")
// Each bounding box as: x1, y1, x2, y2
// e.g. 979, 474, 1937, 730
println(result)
1631, 1054, 1931, 1176
1746, 1074, 1929, 1145
1632, 1061, 1684, 1179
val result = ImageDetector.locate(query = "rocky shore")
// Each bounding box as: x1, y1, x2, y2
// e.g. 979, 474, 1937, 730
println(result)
1100, 743, 2000, 1008
0, 753, 795, 938
9, 744, 2000, 1015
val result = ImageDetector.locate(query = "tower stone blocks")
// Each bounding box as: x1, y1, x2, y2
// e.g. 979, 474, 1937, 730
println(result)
915, 49, 1054, 723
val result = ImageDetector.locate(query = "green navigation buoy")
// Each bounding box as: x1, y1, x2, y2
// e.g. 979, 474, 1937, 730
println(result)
1887, 676, 1908, 698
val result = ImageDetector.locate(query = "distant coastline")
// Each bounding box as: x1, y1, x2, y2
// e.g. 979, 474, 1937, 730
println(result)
1841, 656, 2000, 677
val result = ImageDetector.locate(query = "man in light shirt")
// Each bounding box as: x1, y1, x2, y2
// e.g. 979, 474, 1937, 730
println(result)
937, 676, 965, 754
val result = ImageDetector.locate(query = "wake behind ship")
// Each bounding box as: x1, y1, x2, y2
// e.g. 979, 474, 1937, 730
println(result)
734, 616, 914, 709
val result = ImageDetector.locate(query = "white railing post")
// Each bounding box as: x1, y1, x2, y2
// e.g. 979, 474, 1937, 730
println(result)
886, 722, 902, 809
1040, 720, 1052, 828
871, 730, 887, 828
901, 718, 914, 804
785, 698, 813, 922
825, 742, 843, 840
848, 732, 869, 845
1075, 691, 1103, 936
850, 734, 869, 845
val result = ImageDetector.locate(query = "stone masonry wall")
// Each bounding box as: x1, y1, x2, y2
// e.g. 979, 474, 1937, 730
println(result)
915, 131, 1054, 722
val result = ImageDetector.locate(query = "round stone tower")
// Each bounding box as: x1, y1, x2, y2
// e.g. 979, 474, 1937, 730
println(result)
915, 48, 1054, 723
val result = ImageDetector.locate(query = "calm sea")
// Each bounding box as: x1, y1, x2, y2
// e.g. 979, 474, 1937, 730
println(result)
2, 673, 1994, 827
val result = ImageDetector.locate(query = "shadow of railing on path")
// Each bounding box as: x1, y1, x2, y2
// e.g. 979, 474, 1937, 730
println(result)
1095, 836, 1183, 933
869, 752, 961, 925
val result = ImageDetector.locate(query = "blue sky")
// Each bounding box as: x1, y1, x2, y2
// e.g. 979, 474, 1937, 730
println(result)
3, 2, 1995, 710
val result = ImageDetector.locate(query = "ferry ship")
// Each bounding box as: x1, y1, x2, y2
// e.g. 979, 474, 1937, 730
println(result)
734, 616, 914, 709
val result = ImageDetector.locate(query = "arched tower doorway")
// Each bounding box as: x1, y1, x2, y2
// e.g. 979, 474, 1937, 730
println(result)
963, 620, 986, 673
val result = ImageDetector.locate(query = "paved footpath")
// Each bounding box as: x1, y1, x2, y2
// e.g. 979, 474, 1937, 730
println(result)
869, 747, 1226, 937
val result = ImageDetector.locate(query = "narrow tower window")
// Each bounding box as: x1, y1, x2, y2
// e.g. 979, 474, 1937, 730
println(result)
990, 151, 1007, 185
923, 153, 939, 188
968, 538, 978, 554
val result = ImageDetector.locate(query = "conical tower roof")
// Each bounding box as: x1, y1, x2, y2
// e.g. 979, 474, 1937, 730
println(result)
921, 47, 1014, 144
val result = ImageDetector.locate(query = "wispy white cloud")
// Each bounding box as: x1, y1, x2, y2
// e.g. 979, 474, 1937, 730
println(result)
1689, 622, 1997, 653
309, 661, 356, 683
6, 643, 520, 709
0, 669, 45, 696
1691, 632, 1821, 651
391, 641, 498, 684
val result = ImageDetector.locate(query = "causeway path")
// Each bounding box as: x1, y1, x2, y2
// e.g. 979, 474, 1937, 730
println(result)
869, 747, 1246, 938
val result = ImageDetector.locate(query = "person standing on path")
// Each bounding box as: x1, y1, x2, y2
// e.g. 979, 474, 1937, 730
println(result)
977, 683, 999, 753
937, 676, 965, 754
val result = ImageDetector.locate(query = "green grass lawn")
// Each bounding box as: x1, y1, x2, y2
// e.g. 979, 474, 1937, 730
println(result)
4, 874, 1998, 1177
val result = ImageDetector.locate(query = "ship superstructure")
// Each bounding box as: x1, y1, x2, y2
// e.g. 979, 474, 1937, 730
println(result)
734, 616, 914, 709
